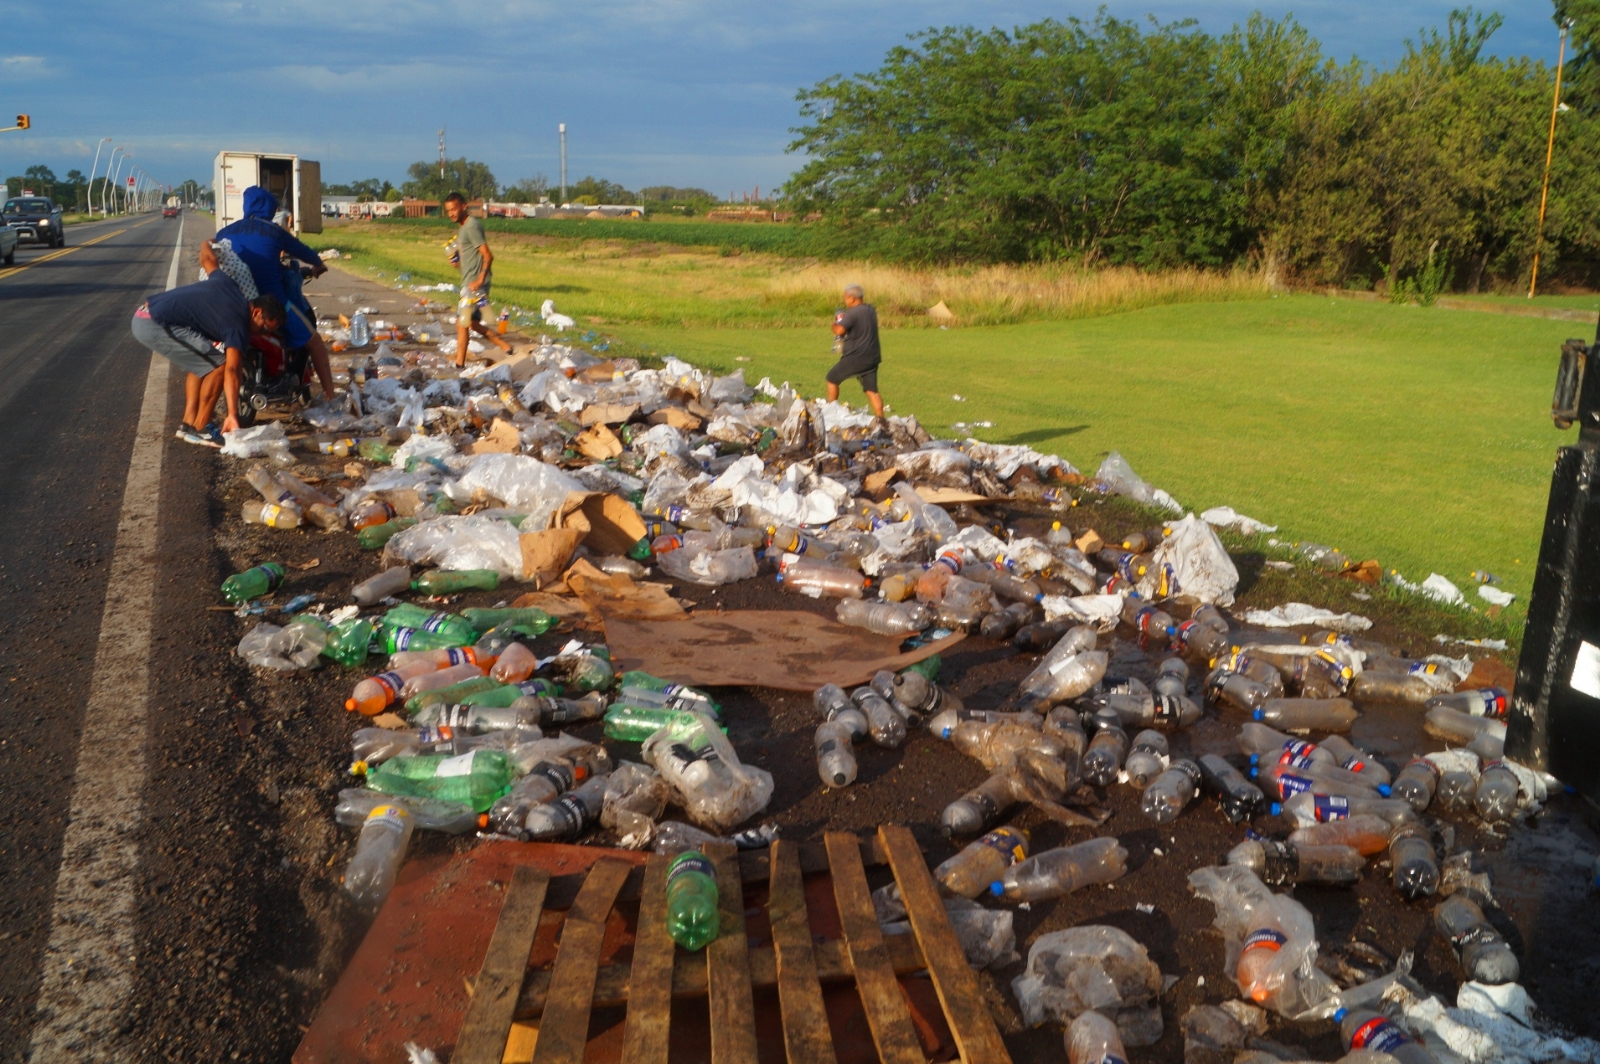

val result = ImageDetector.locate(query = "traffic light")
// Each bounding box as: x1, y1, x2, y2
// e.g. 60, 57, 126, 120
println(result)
16, 114, 29, 129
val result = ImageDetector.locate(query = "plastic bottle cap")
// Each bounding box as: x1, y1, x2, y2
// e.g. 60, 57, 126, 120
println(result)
1252, 708, 1265, 721
1249, 754, 1260, 765
1377, 783, 1392, 797
1249, 765, 1260, 778
989, 881, 1004, 896
1270, 802, 1282, 816
1332, 1008, 1348, 1023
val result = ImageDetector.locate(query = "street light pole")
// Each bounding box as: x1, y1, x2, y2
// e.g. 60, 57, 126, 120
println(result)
104, 149, 122, 215
1530, 18, 1574, 299
86, 137, 110, 216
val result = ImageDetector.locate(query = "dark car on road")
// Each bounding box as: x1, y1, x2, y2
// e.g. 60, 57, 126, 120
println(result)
3, 196, 66, 248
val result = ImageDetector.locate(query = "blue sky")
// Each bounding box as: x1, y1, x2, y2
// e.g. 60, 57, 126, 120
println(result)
0, 1, 1566, 198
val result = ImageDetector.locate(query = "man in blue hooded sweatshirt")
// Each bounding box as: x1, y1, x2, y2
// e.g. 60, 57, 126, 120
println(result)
215, 186, 337, 402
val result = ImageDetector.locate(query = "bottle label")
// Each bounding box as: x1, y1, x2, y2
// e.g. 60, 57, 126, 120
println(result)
422, 612, 456, 634
365, 804, 409, 826
1341, 754, 1370, 774
371, 671, 405, 699
390, 628, 419, 651
1276, 772, 1314, 799
435, 751, 478, 778
976, 827, 1028, 866
1241, 927, 1287, 955
254, 564, 285, 590
668, 852, 716, 887
1313, 795, 1350, 821
1153, 694, 1185, 726
548, 795, 586, 835
1277, 739, 1319, 769
1349, 1017, 1408, 1052
1477, 687, 1509, 719
418, 726, 454, 744
443, 648, 474, 666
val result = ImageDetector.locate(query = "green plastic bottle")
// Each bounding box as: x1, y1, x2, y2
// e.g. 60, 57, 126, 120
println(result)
222, 562, 285, 604
384, 604, 479, 645
665, 851, 721, 952
364, 749, 513, 812
376, 626, 472, 654
454, 683, 524, 708
405, 675, 503, 715
412, 569, 500, 595
903, 654, 942, 683
556, 645, 613, 694
626, 537, 653, 562
324, 618, 373, 668
358, 438, 395, 463
358, 518, 416, 551
602, 704, 711, 743
461, 607, 557, 636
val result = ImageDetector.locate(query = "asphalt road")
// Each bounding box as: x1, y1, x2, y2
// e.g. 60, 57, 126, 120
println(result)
0, 213, 221, 1063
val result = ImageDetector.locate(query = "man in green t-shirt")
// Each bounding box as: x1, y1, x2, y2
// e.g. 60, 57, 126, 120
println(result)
444, 191, 514, 367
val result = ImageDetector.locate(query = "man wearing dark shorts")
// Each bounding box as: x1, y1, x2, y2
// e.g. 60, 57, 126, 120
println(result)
826, 284, 885, 419
130, 239, 284, 444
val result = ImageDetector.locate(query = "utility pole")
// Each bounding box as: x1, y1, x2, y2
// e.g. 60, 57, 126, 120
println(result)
1530, 17, 1575, 299
438, 128, 446, 180
559, 123, 567, 204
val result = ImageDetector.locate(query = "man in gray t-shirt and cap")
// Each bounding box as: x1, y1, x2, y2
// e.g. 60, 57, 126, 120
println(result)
825, 284, 885, 419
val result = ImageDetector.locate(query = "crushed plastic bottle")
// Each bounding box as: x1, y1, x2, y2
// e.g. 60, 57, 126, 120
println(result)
834, 598, 931, 636
933, 826, 1029, 897
1065, 1009, 1129, 1064
1334, 1008, 1439, 1063
990, 837, 1128, 902
1188, 864, 1337, 1015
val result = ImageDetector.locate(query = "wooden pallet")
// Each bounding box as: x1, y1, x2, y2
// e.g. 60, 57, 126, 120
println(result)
451, 824, 1012, 1064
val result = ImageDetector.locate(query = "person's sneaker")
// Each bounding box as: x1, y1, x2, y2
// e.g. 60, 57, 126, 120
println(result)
176, 425, 223, 449
198, 422, 225, 447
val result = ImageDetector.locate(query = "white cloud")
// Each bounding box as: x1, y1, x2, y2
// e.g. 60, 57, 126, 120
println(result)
0, 55, 50, 77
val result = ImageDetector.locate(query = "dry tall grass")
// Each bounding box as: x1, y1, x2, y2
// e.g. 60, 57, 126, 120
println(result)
765, 261, 1269, 326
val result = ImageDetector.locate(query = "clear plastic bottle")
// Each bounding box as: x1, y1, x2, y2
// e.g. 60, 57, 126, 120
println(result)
1082, 717, 1128, 786
1124, 729, 1169, 787
1425, 687, 1509, 719
851, 685, 908, 748
1141, 759, 1201, 823
487, 760, 586, 836
1065, 1009, 1128, 1064
1391, 758, 1440, 812
1016, 649, 1109, 711
1424, 706, 1507, 748
334, 788, 480, 833
1434, 892, 1519, 985
990, 837, 1128, 902
835, 598, 931, 636
242, 500, 302, 528
1253, 698, 1359, 732
1334, 1008, 1439, 1063
964, 566, 1043, 605
815, 719, 858, 787
353, 565, 412, 606
1153, 656, 1190, 699
1278, 791, 1419, 828
400, 661, 486, 698
1226, 838, 1364, 886
777, 558, 867, 599
978, 600, 1035, 640
653, 821, 779, 855
1012, 617, 1076, 652
941, 769, 1017, 836
1122, 596, 1175, 641
1087, 675, 1154, 725
1389, 822, 1439, 899
1252, 760, 1389, 800
1351, 671, 1435, 704
1473, 759, 1519, 821
1207, 670, 1275, 713
933, 826, 1029, 897
490, 642, 537, 683
342, 803, 414, 909
889, 670, 955, 722
812, 682, 872, 740
1437, 764, 1479, 812
1238, 722, 1336, 768
1198, 754, 1266, 822
1175, 617, 1229, 659
1316, 734, 1392, 786
519, 772, 610, 841
1288, 813, 1392, 855
1214, 651, 1287, 695
666, 850, 721, 952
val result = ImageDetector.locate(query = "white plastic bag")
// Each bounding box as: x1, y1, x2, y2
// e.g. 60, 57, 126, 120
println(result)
383, 515, 525, 577
1141, 514, 1240, 606
1242, 603, 1373, 632
452, 454, 584, 529
1010, 926, 1163, 1041
221, 422, 291, 462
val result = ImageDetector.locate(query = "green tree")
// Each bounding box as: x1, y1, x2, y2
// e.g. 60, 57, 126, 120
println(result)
401, 158, 498, 202
561, 176, 635, 204
503, 173, 550, 202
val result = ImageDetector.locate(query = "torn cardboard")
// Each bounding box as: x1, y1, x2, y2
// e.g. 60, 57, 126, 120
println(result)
563, 558, 686, 621
647, 407, 703, 432
510, 590, 598, 626
602, 610, 965, 691
468, 418, 522, 455
551, 491, 647, 556
573, 423, 624, 460
519, 527, 585, 584
580, 402, 640, 427
914, 486, 993, 505
863, 468, 903, 496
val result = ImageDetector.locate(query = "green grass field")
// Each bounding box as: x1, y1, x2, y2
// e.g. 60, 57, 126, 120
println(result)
315, 222, 1575, 622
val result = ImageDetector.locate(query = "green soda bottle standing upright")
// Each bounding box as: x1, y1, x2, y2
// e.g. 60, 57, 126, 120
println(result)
222, 562, 285, 604
665, 850, 721, 951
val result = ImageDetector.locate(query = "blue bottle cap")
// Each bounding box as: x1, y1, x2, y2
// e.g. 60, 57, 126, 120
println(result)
1270, 801, 1282, 816
1377, 783, 1392, 797
1252, 708, 1265, 721
989, 881, 1004, 897
1333, 1008, 1348, 1023
1249, 753, 1261, 766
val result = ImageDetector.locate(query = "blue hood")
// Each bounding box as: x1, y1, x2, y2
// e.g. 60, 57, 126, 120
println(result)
242, 186, 278, 220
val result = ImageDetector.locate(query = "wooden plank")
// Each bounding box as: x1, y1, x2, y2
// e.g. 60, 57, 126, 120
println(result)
540, 836, 895, 909
619, 855, 675, 1064
880, 825, 1012, 1064
532, 858, 633, 1064
705, 841, 759, 1064
769, 840, 839, 1064
514, 934, 928, 1019
824, 832, 926, 1064
453, 865, 552, 1064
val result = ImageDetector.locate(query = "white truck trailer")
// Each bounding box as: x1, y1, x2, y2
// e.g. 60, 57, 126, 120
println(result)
213, 151, 322, 234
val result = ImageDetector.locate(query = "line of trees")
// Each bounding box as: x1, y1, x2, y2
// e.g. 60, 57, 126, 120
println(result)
4, 165, 96, 210
377, 161, 718, 212
783, 6, 1600, 291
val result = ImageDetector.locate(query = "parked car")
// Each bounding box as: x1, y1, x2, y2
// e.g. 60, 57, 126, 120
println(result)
0, 217, 16, 265
2, 196, 65, 248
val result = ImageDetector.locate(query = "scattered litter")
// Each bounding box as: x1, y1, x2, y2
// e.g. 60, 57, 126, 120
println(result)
1242, 603, 1373, 631
1200, 506, 1278, 535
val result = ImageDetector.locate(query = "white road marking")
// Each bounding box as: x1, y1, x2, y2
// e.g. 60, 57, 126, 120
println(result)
28, 215, 184, 1062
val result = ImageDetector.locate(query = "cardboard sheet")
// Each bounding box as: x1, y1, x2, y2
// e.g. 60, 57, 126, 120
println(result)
550, 491, 648, 556
563, 558, 687, 621
601, 610, 965, 691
